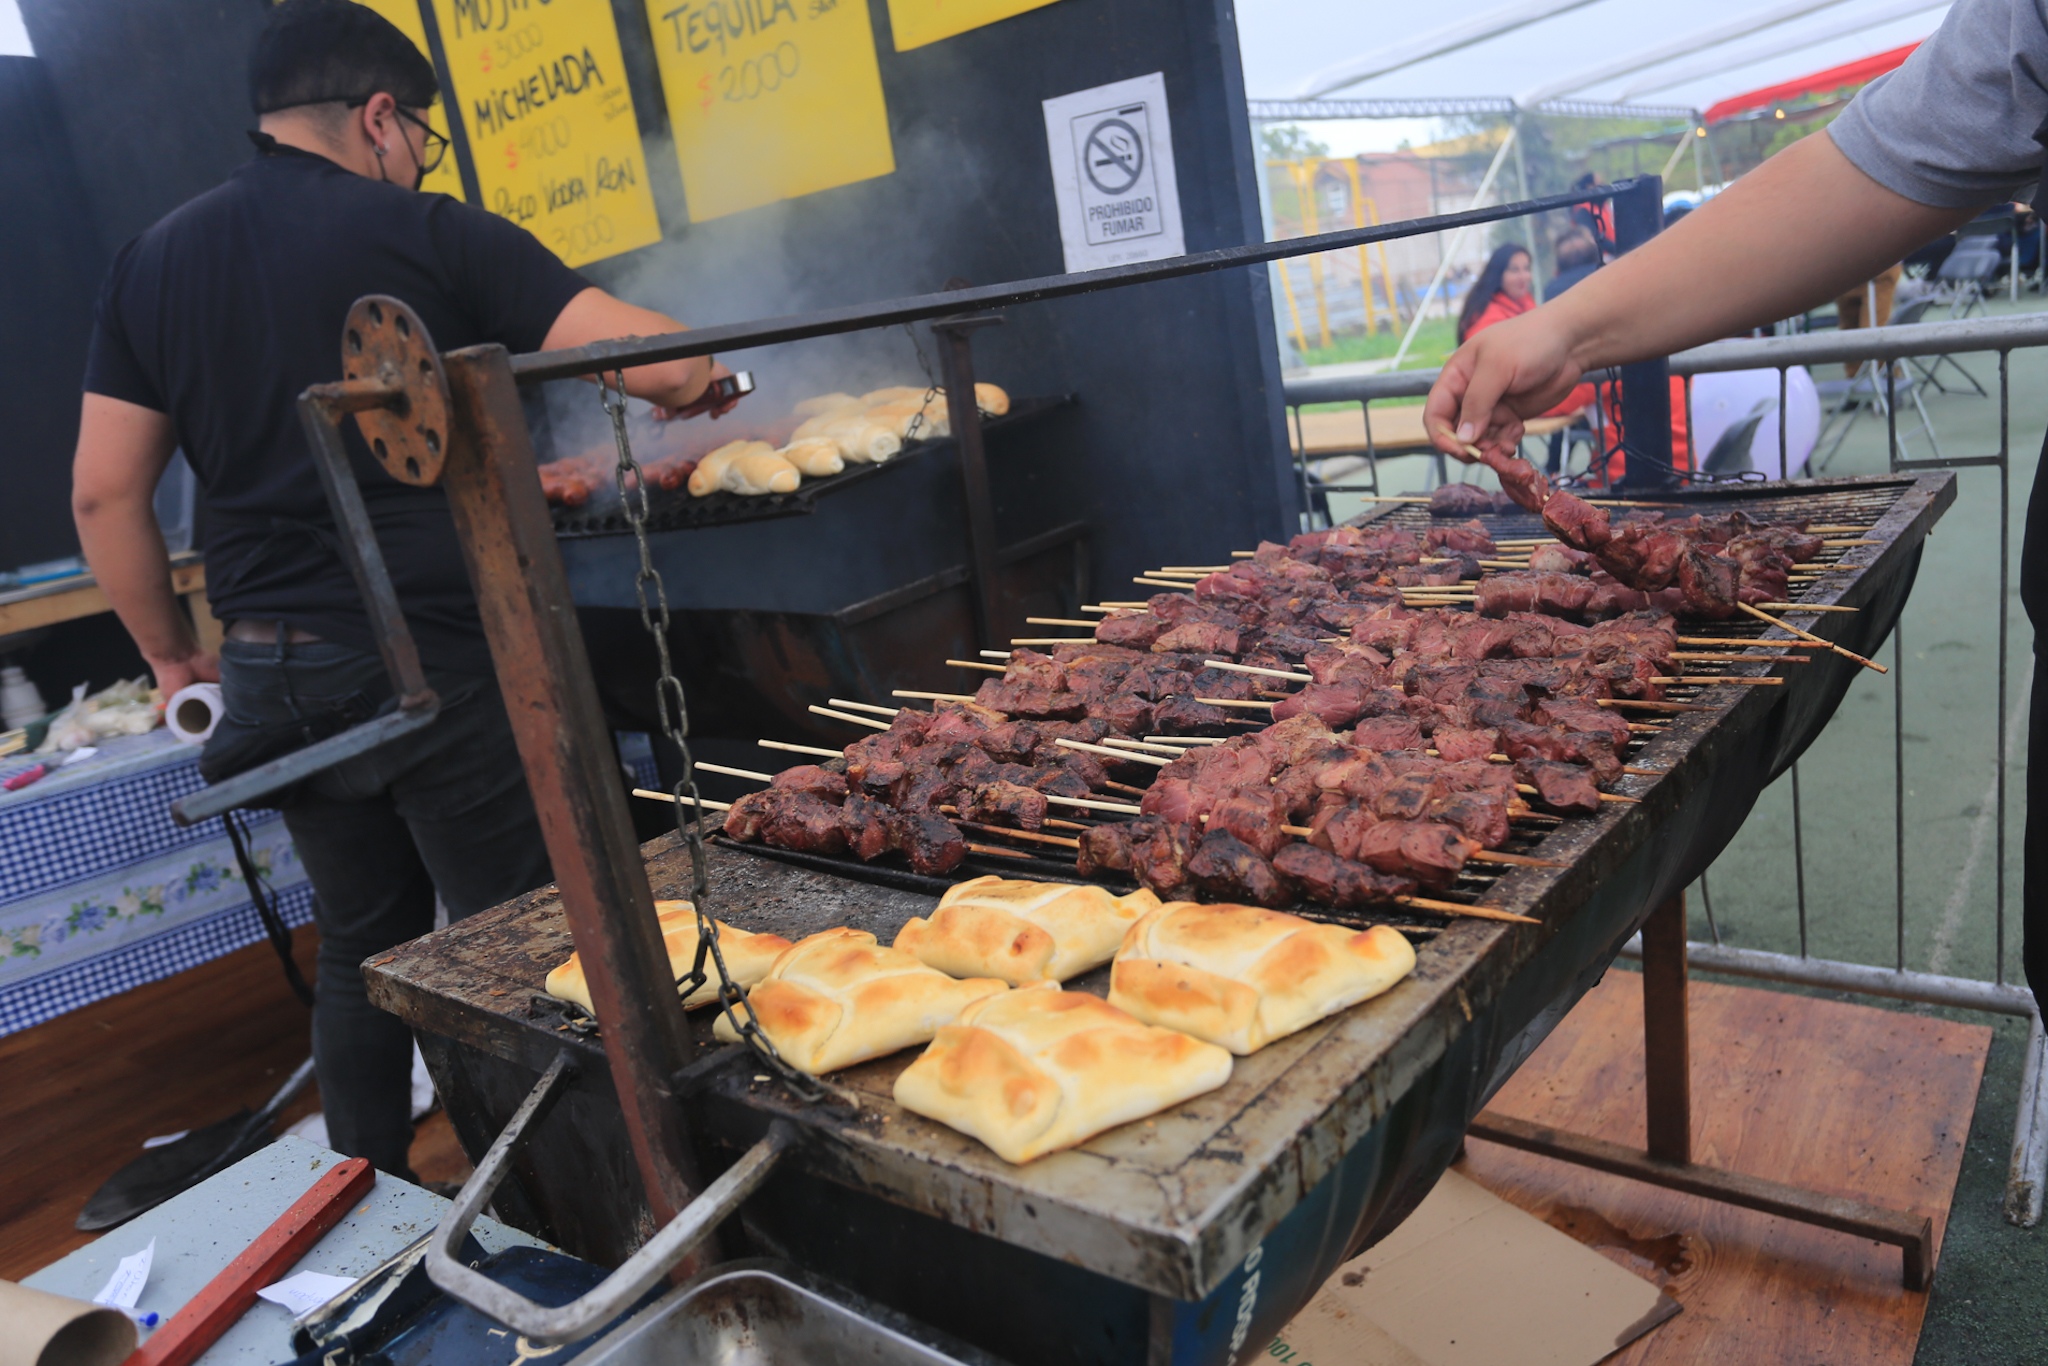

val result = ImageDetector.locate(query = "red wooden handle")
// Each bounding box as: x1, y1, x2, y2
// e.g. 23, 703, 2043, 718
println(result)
125, 1156, 376, 1366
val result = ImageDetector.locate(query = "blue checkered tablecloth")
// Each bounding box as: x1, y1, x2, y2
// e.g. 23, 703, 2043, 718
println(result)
0, 731, 312, 1036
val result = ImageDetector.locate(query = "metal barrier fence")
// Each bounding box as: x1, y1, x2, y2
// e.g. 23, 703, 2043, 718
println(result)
1281, 312, 2048, 1226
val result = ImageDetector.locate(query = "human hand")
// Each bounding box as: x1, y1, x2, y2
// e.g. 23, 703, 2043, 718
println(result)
148, 649, 219, 698
651, 361, 744, 421
1424, 312, 1585, 462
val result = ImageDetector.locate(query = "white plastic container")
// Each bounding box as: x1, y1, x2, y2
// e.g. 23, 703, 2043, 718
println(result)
1, 666, 46, 730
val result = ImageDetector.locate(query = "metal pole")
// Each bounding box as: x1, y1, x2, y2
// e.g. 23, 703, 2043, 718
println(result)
1513, 112, 1543, 304
934, 318, 1005, 648
1641, 894, 1692, 1164
437, 343, 708, 1248
1391, 125, 1520, 370
1998, 349, 2011, 982
1610, 175, 1673, 490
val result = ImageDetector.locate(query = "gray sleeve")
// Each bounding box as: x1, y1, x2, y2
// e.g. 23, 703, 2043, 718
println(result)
1827, 0, 2048, 207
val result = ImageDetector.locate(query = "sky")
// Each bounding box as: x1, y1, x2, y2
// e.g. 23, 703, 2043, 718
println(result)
1235, 0, 1952, 155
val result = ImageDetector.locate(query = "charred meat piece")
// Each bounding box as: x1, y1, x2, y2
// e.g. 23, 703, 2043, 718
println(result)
1351, 716, 1427, 752
1205, 787, 1292, 859
1528, 543, 1592, 574
721, 789, 776, 842
769, 765, 849, 801
1096, 613, 1169, 649
1529, 699, 1631, 749
1541, 490, 1612, 551
1429, 483, 1508, 517
1076, 822, 1134, 878
1516, 759, 1603, 814
1004, 649, 1066, 689
1085, 692, 1154, 737
1140, 776, 1198, 824
1302, 643, 1390, 687
1187, 830, 1291, 907
1154, 620, 1241, 656
1429, 791, 1511, 850
1676, 544, 1740, 619
1128, 819, 1198, 899
841, 793, 899, 861
892, 811, 967, 876
1480, 453, 1553, 514
1475, 572, 1597, 620
1432, 727, 1500, 762
972, 679, 1089, 720
761, 791, 851, 855
1272, 843, 1419, 908
1249, 712, 1342, 766
1425, 519, 1497, 556
962, 780, 1048, 831
977, 720, 1044, 763
1152, 696, 1235, 734
1351, 820, 1479, 890
1273, 681, 1369, 728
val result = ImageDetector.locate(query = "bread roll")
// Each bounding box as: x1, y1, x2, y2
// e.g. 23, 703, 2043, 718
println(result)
974, 383, 1010, 417
689, 439, 771, 497
861, 385, 924, 406
545, 901, 793, 1014
713, 927, 1008, 1074
894, 983, 1233, 1164
814, 416, 902, 463
866, 398, 949, 441
895, 877, 1157, 986
779, 437, 845, 478
722, 450, 802, 495
1107, 902, 1415, 1055
793, 392, 861, 419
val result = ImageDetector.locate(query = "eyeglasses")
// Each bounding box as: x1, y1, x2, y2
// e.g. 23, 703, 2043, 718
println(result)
345, 98, 450, 176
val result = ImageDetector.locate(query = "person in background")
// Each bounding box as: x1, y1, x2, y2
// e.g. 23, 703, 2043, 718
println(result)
1834, 262, 1905, 376
1548, 226, 1603, 297
70, 0, 736, 1180
1568, 172, 1618, 258
1457, 243, 1537, 343
1424, 0, 2046, 1012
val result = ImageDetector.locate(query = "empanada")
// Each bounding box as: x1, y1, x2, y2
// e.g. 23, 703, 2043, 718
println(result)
544, 901, 792, 1014
895, 877, 1157, 985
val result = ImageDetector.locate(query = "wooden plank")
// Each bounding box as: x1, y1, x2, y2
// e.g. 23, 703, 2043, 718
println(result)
1461, 973, 1990, 1364
0, 562, 206, 637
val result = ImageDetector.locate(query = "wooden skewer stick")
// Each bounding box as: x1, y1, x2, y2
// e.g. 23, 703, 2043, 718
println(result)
1195, 697, 1276, 709
1804, 525, 1872, 534
1471, 850, 1569, 869
893, 690, 977, 702
1203, 657, 1313, 682
1148, 734, 1224, 744
967, 842, 1039, 861
1011, 637, 1093, 645
694, 761, 775, 782
1678, 636, 1822, 648
1593, 697, 1711, 712
1159, 566, 1231, 573
1736, 601, 1887, 674
1671, 652, 1808, 663
1396, 895, 1541, 925
1231, 550, 1256, 558
1102, 737, 1191, 756
632, 788, 733, 812
1755, 602, 1858, 612
1651, 676, 1785, 686
947, 658, 1007, 672
1627, 723, 1667, 733
980, 650, 1013, 659
1515, 783, 1639, 804
1044, 793, 1144, 814
1025, 618, 1103, 627
760, 739, 842, 758
945, 817, 1083, 850
832, 698, 899, 716
1820, 539, 1881, 547
1094, 600, 1150, 607
1055, 737, 1172, 766
1103, 779, 1150, 797
1134, 576, 1194, 589
809, 704, 891, 730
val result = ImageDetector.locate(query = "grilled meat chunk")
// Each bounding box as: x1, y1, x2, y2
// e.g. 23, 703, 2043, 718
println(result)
1187, 830, 1291, 907
1272, 843, 1418, 907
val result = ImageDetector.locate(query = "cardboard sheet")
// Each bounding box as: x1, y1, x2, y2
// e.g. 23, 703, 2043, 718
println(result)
1268, 1170, 1679, 1366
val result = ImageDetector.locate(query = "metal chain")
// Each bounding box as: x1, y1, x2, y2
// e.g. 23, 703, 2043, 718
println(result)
601, 374, 830, 1104
900, 322, 941, 444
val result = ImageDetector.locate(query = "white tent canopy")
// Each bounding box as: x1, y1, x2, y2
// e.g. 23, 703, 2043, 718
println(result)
1290, 0, 1603, 100
1617, 0, 1948, 100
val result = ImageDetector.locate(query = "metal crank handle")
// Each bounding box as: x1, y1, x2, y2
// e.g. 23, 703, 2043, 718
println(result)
424, 1052, 792, 1344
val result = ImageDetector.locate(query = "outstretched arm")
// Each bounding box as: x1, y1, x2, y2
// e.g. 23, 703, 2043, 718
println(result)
542, 288, 738, 419
1426, 131, 1984, 460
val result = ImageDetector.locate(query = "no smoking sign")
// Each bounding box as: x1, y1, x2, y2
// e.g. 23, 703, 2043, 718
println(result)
1043, 73, 1184, 272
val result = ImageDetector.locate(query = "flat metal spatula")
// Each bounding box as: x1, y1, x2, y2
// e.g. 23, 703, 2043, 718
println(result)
76, 1056, 316, 1231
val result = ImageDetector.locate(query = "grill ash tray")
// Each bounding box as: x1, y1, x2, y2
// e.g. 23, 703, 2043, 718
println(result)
549, 396, 1070, 538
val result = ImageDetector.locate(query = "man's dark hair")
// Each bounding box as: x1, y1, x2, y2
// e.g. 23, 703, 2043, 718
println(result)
250, 0, 438, 115
1553, 226, 1600, 269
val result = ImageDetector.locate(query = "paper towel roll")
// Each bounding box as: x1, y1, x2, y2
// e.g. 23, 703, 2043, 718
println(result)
0, 1280, 136, 1366
166, 682, 223, 745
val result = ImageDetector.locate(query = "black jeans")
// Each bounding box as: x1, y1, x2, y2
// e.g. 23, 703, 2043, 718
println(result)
218, 638, 552, 1176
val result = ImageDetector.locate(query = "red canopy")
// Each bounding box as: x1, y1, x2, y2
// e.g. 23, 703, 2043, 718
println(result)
1703, 41, 1921, 125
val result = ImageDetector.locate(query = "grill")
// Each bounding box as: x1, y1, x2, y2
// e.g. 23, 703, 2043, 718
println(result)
369, 469, 1953, 1366
547, 397, 1069, 538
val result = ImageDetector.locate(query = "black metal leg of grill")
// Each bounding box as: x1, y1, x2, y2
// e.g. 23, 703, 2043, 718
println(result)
1469, 893, 1936, 1292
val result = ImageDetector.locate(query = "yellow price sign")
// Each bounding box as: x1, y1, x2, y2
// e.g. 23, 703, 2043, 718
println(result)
648, 0, 895, 222
275, 0, 465, 198
885, 0, 1061, 51
432, 0, 664, 267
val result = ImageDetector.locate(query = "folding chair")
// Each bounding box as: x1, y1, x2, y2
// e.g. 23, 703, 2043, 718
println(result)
1891, 293, 1986, 396
1938, 234, 2006, 318
1811, 356, 1941, 470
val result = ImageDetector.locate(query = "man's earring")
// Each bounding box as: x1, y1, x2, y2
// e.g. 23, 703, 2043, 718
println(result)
375, 145, 387, 157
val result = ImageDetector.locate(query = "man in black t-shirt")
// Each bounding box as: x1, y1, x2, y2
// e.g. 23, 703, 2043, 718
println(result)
71, 0, 735, 1178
